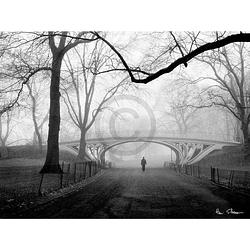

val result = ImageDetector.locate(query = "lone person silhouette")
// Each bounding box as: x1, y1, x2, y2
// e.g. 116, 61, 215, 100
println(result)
141, 156, 147, 172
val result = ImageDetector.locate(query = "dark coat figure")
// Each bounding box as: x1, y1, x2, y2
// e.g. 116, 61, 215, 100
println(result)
141, 157, 147, 172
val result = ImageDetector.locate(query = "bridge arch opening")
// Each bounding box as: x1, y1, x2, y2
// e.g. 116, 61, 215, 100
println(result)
100, 140, 182, 168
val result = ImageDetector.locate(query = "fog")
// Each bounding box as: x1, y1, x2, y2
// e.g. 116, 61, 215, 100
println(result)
105, 142, 175, 168
0, 32, 244, 165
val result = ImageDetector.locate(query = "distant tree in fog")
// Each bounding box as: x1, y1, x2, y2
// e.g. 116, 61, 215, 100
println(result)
0, 110, 13, 157
0, 33, 51, 116
0, 37, 52, 154
156, 82, 200, 136
26, 77, 49, 153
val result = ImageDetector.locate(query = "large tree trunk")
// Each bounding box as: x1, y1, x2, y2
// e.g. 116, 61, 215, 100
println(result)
76, 129, 91, 162
40, 54, 63, 173
234, 119, 242, 142
242, 122, 250, 160
0, 142, 8, 158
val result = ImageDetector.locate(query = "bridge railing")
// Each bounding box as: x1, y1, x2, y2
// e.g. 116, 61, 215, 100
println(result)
165, 161, 250, 192
89, 129, 239, 143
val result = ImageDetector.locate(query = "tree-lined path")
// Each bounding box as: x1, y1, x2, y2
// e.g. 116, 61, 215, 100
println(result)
14, 168, 250, 218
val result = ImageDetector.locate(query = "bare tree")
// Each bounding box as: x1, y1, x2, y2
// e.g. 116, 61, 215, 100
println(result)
155, 81, 200, 136
17, 32, 250, 170
3, 31, 250, 171
195, 43, 250, 158
61, 41, 130, 161
1, 32, 98, 172
26, 78, 49, 153
1, 32, 98, 171
0, 110, 13, 158
0, 33, 51, 116
172, 89, 198, 135
38, 32, 99, 173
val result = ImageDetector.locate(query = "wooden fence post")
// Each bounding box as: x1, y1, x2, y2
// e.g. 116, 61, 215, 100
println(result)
60, 162, 64, 188
97, 161, 100, 172
216, 168, 220, 184
61, 161, 64, 173
231, 170, 234, 187
228, 170, 233, 188
79, 162, 82, 180
230, 170, 234, 188
243, 171, 248, 187
60, 172, 63, 189
38, 173, 44, 195
83, 162, 86, 179
89, 162, 92, 177
74, 163, 77, 183
210, 166, 214, 182
83, 162, 86, 180
95, 161, 97, 174
67, 163, 70, 186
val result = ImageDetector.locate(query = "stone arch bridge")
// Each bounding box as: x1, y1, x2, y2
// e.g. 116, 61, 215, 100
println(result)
59, 136, 240, 165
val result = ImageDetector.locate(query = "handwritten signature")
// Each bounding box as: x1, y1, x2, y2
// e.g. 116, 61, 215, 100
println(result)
216, 208, 244, 215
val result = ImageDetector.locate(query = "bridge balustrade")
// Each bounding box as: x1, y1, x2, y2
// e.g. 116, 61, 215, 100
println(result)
87, 129, 238, 142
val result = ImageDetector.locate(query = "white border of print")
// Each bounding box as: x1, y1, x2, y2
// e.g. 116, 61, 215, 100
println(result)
0, 1, 249, 250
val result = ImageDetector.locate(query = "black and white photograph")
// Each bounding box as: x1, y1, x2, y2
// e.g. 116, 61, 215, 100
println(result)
1, 30, 250, 219
0, 0, 249, 249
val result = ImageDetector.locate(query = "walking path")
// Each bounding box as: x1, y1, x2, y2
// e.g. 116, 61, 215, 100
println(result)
13, 168, 250, 218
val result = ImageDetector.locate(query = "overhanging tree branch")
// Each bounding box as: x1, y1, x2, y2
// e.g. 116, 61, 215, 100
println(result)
0, 66, 52, 115
94, 32, 250, 84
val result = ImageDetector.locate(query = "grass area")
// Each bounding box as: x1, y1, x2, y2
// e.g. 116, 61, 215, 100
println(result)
0, 158, 44, 168
0, 158, 44, 213
1, 144, 77, 162
0, 144, 77, 212
0, 156, 98, 215
198, 145, 250, 170
0, 158, 63, 208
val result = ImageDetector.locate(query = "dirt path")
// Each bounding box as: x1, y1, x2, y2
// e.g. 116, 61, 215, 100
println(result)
13, 168, 250, 218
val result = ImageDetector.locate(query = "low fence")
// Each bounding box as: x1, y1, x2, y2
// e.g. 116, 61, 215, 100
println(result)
0, 160, 105, 201
38, 161, 102, 194
165, 162, 250, 191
